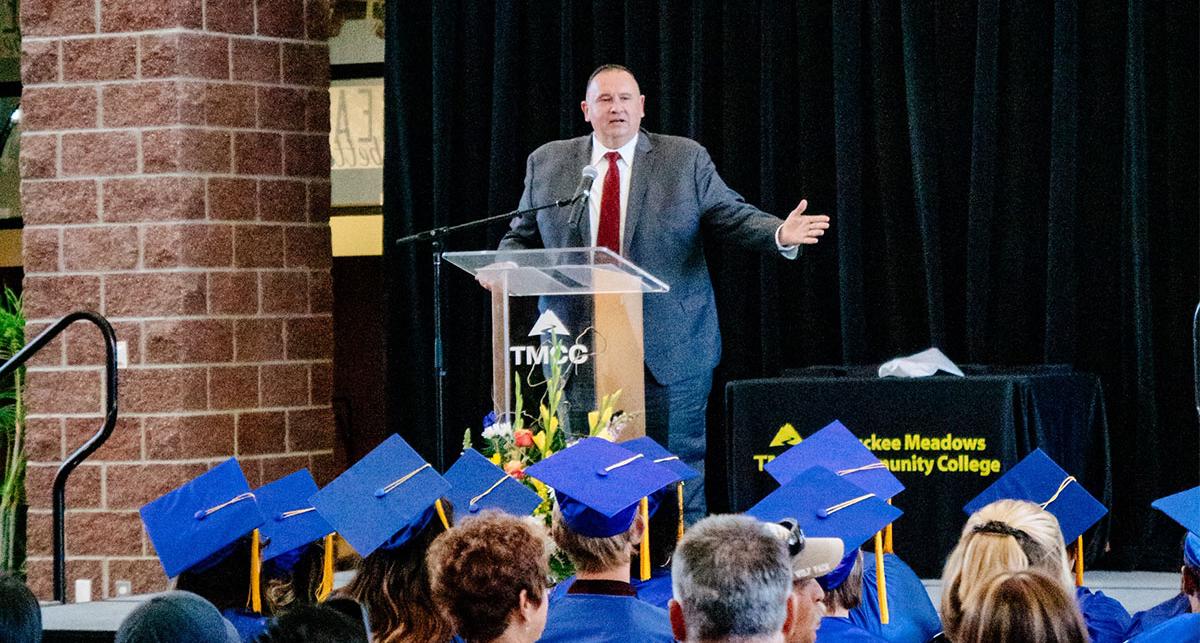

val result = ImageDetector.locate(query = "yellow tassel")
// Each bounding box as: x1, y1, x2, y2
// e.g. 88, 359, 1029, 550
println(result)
884, 500, 894, 554
639, 497, 651, 581
248, 528, 262, 613
874, 531, 889, 625
1075, 536, 1084, 587
317, 533, 335, 602
677, 482, 685, 542
435, 499, 451, 530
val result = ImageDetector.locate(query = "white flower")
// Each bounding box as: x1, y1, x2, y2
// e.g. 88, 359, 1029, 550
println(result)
482, 420, 513, 440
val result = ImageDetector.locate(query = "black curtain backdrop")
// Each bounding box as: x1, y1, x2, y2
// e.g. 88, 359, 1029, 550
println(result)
383, 1, 1198, 570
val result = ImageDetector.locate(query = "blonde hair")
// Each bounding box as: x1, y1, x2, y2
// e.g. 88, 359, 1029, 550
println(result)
958, 569, 1088, 643
549, 505, 637, 574
940, 499, 1072, 640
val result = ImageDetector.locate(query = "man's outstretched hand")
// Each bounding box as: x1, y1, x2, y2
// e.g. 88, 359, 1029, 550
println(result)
778, 199, 830, 246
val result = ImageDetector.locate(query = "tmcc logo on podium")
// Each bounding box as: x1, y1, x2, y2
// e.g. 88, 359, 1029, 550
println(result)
509, 310, 591, 366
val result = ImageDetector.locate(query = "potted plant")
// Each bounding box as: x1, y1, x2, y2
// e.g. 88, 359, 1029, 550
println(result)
0, 288, 26, 578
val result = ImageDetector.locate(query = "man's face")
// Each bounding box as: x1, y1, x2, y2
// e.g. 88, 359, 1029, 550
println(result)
786, 578, 826, 643
581, 69, 645, 149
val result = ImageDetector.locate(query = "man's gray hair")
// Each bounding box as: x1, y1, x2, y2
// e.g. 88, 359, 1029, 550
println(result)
672, 515, 793, 640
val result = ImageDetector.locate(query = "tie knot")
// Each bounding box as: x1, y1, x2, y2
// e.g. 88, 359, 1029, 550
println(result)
604, 151, 621, 164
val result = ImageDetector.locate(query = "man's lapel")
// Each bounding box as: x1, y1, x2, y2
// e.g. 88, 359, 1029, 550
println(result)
623, 132, 655, 252
566, 135, 591, 247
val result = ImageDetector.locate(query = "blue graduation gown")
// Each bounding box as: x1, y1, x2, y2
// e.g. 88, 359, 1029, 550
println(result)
850, 553, 942, 643
1075, 585, 1132, 643
537, 592, 674, 643
1126, 593, 1192, 639
632, 569, 674, 610
817, 616, 889, 642
1128, 613, 1200, 643
221, 609, 270, 642
548, 570, 674, 611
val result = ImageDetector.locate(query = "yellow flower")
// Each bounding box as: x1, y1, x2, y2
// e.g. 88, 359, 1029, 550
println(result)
489, 452, 502, 465
532, 431, 546, 453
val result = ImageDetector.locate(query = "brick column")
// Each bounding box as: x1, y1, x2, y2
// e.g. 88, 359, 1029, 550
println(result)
19, 0, 333, 599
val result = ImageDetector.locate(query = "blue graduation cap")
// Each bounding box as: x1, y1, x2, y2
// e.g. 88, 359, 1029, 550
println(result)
748, 466, 902, 594
310, 434, 451, 557
255, 470, 333, 566
748, 466, 903, 551
765, 420, 905, 501
1151, 486, 1200, 568
963, 448, 1106, 543
619, 437, 700, 481
140, 458, 265, 578
444, 448, 543, 521
525, 437, 680, 538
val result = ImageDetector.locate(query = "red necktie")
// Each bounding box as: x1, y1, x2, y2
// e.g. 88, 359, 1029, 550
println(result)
597, 151, 621, 254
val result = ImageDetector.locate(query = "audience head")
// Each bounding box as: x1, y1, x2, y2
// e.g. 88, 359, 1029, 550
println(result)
255, 469, 335, 613
115, 591, 239, 643
819, 549, 864, 615
339, 501, 456, 642
761, 519, 842, 643
255, 600, 370, 643
550, 501, 641, 574
0, 573, 41, 643
957, 569, 1088, 643
1184, 533, 1200, 613
670, 514, 795, 643
527, 438, 681, 577
1151, 485, 1200, 613
427, 511, 551, 643
940, 499, 1072, 640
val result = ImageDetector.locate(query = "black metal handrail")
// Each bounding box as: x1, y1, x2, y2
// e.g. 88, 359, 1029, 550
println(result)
0, 311, 118, 603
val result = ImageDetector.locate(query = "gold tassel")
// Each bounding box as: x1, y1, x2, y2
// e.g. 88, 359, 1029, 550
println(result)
248, 528, 262, 613
885, 499, 894, 554
316, 533, 335, 602
677, 482, 685, 542
1075, 536, 1084, 587
639, 497, 651, 581
434, 499, 451, 530
874, 531, 889, 625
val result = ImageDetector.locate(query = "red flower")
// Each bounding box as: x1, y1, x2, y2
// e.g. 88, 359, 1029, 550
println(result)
514, 429, 534, 448
504, 460, 525, 479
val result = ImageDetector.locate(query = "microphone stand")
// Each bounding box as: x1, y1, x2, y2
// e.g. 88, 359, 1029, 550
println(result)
395, 197, 581, 469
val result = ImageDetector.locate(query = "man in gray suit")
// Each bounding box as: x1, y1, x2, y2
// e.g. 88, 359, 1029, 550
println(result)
499, 65, 829, 519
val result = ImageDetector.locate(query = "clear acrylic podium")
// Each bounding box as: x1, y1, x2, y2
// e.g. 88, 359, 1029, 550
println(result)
444, 247, 669, 440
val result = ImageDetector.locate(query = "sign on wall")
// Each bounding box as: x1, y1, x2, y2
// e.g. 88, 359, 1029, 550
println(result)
329, 79, 384, 206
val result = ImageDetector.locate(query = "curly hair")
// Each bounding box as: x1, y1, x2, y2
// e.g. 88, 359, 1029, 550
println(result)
958, 569, 1088, 643
940, 499, 1073, 641
426, 511, 550, 643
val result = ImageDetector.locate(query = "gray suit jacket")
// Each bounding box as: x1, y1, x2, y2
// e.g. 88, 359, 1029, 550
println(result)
499, 130, 787, 385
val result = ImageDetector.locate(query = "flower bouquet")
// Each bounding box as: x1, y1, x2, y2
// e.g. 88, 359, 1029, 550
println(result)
464, 333, 629, 579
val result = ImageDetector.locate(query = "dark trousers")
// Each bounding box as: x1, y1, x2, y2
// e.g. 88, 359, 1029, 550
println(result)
644, 367, 713, 524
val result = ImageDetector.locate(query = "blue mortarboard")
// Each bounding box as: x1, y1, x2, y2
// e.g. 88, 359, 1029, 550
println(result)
620, 437, 700, 482
444, 449, 543, 521
255, 469, 334, 567
310, 434, 450, 557
749, 466, 902, 592
748, 466, 903, 551
140, 458, 266, 578
525, 437, 680, 538
1151, 486, 1200, 568
765, 420, 905, 501
963, 448, 1106, 543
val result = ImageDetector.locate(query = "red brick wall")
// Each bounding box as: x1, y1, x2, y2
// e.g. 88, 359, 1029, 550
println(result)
19, 0, 334, 600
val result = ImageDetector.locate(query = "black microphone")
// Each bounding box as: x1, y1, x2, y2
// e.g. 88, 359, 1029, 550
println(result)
567, 165, 599, 226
